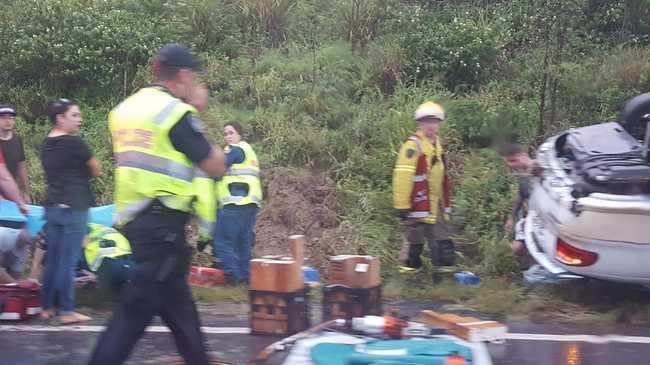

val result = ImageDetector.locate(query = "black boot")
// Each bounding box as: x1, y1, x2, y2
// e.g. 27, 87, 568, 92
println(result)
435, 239, 456, 266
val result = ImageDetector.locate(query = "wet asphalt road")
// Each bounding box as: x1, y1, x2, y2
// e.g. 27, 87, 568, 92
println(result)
2, 302, 650, 365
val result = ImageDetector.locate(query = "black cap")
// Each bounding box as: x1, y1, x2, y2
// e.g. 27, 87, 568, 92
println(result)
0, 105, 16, 117
154, 43, 201, 71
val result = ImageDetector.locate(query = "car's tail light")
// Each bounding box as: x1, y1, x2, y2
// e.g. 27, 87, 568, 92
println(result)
444, 355, 467, 365
555, 237, 598, 267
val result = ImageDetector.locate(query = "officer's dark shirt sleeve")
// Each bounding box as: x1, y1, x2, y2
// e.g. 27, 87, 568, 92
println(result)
225, 146, 245, 168
168, 112, 212, 164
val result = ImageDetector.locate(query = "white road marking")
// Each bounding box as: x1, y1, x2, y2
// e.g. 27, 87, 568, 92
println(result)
0, 325, 250, 334
1, 325, 650, 344
505, 333, 650, 344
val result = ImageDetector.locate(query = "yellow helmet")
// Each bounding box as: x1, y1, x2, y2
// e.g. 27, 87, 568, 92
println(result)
414, 101, 445, 121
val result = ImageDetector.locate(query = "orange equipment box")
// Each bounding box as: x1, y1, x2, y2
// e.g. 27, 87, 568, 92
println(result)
250, 235, 305, 293
327, 255, 380, 289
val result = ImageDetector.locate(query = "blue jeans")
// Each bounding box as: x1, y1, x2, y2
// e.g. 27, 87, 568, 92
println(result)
42, 207, 88, 314
212, 204, 258, 281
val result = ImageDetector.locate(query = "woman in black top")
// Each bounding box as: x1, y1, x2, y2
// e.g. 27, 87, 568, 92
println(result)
40, 99, 102, 324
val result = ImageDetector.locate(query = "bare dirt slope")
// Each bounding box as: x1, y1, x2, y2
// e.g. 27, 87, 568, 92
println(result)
253, 167, 343, 268
194, 167, 346, 269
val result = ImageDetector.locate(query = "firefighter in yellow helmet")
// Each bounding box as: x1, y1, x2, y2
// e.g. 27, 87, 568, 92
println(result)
393, 101, 454, 274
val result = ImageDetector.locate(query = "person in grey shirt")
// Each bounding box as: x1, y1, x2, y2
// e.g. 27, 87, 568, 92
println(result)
0, 227, 32, 284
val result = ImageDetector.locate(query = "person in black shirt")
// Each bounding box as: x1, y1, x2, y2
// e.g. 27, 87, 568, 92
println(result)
40, 98, 102, 324
0, 105, 30, 202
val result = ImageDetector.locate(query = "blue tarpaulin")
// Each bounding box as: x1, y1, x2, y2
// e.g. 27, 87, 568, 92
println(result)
0, 200, 116, 235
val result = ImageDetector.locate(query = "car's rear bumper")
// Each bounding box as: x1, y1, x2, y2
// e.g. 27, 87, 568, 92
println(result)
526, 209, 650, 284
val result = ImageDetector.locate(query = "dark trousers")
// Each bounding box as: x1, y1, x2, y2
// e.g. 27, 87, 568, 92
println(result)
212, 204, 258, 281
96, 256, 134, 292
88, 203, 208, 365
405, 220, 453, 268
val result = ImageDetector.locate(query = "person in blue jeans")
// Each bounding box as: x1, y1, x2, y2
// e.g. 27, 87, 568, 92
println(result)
40, 99, 102, 324
213, 122, 262, 284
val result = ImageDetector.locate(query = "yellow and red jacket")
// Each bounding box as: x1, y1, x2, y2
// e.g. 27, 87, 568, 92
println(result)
392, 131, 451, 224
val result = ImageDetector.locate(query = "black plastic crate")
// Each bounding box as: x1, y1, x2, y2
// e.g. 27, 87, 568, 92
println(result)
249, 287, 310, 336
322, 284, 382, 321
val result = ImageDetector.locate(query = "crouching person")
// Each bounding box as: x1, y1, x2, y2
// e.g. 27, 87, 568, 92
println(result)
0, 227, 32, 284
499, 143, 536, 267
393, 101, 454, 274
30, 224, 134, 293
81, 223, 133, 292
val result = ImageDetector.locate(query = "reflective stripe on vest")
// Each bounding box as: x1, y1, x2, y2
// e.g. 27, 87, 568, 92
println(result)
216, 141, 262, 207
116, 151, 195, 182
85, 224, 132, 271
408, 211, 430, 218
153, 100, 182, 125
220, 195, 262, 205
114, 198, 153, 225
111, 87, 198, 226
224, 168, 260, 177
89, 247, 128, 271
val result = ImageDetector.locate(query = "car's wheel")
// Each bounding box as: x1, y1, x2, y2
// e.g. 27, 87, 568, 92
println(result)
621, 92, 650, 140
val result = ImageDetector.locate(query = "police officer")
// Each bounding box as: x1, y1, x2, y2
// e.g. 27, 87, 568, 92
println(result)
82, 223, 133, 291
88, 44, 225, 365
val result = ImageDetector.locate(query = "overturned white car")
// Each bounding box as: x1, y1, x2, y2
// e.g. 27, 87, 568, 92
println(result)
525, 93, 650, 284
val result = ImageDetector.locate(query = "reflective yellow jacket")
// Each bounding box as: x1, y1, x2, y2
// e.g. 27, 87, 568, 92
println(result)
392, 131, 446, 224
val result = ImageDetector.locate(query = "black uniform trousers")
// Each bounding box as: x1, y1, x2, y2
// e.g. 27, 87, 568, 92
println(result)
88, 202, 209, 365
405, 217, 454, 268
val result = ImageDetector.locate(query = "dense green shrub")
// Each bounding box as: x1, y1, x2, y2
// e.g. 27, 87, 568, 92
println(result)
453, 150, 519, 275
0, 0, 182, 100
388, 4, 499, 90
446, 98, 538, 147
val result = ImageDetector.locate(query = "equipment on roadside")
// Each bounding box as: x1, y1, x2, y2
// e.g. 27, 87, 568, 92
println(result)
249, 235, 310, 336
250, 235, 305, 293
322, 284, 382, 321
0, 281, 42, 321
419, 310, 508, 343
250, 310, 498, 365
323, 255, 382, 321
327, 255, 380, 289
188, 266, 225, 286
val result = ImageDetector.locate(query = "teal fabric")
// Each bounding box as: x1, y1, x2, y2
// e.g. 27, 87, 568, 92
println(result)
0, 200, 116, 235
311, 339, 472, 365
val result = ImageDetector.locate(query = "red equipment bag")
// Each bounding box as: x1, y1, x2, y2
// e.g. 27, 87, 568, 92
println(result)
0, 281, 42, 320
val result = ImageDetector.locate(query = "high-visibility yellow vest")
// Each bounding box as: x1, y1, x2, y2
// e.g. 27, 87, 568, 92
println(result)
84, 223, 132, 272
192, 169, 216, 240
215, 141, 262, 207
392, 131, 445, 224
110, 87, 198, 226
